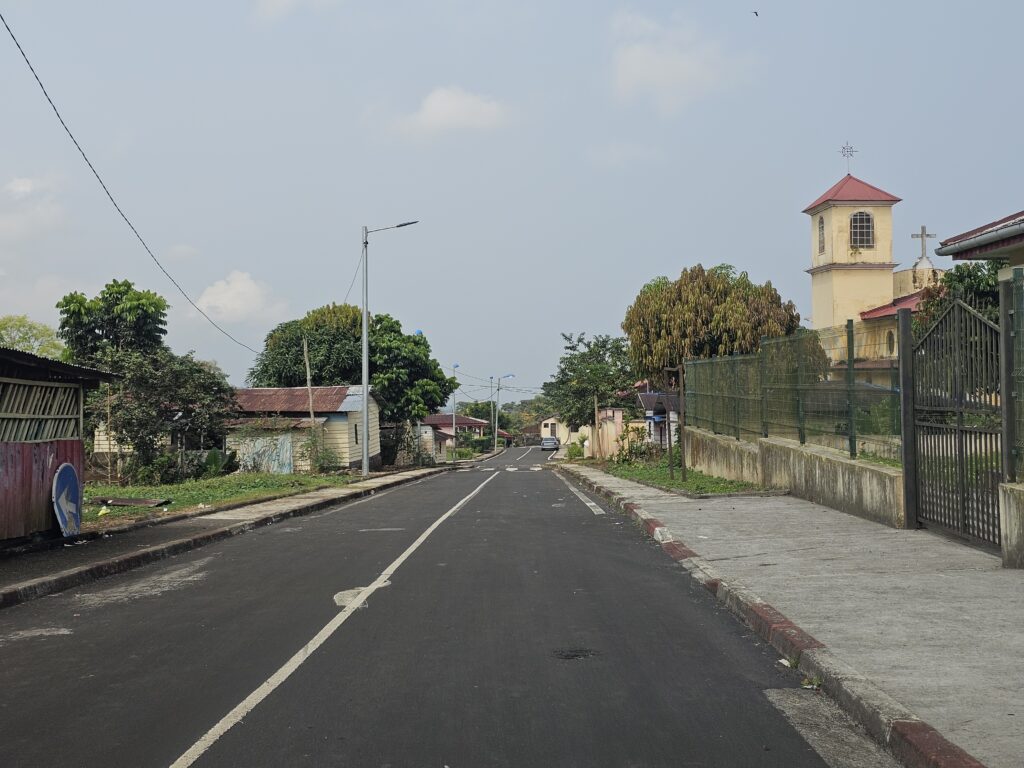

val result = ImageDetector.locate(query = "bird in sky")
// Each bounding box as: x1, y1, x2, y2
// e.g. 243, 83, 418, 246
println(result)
753, 10, 759, 16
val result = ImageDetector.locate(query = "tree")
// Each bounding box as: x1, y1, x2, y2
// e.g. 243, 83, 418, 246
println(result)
96, 348, 236, 470
456, 400, 512, 432
0, 315, 64, 358
621, 264, 801, 380
56, 279, 168, 363
542, 333, 637, 428
248, 303, 456, 423
915, 261, 1000, 331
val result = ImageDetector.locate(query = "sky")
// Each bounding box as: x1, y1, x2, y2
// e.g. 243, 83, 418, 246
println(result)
2, 1, 1022, 407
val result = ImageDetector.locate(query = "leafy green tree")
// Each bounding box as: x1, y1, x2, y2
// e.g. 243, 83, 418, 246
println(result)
916, 261, 1000, 331
621, 264, 801, 380
542, 333, 637, 428
97, 348, 236, 470
248, 303, 456, 423
56, 279, 168, 363
456, 400, 512, 432
0, 315, 64, 358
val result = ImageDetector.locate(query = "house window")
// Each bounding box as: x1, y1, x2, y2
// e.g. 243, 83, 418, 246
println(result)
818, 216, 825, 254
850, 212, 874, 249
354, 423, 359, 445
887, 330, 895, 356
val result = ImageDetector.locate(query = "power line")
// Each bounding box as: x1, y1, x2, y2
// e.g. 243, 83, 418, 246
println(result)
0, 12, 259, 355
342, 252, 363, 305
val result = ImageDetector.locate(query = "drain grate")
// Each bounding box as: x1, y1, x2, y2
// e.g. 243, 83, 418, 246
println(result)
553, 647, 598, 660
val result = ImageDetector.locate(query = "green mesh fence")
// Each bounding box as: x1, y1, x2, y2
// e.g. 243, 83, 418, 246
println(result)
684, 322, 902, 460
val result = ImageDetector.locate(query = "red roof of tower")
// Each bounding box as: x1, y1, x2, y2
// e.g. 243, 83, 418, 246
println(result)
803, 174, 901, 214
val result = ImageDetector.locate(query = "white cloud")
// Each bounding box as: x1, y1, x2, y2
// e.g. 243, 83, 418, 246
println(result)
611, 12, 741, 115
0, 177, 63, 242
253, 0, 339, 22
394, 86, 506, 137
196, 270, 286, 323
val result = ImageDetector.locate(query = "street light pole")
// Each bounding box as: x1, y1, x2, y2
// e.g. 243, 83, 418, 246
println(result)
360, 220, 418, 477
494, 374, 514, 452
489, 376, 495, 447
451, 363, 460, 465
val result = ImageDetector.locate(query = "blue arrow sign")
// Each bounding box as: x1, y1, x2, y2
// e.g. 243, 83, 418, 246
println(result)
52, 462, 82, 537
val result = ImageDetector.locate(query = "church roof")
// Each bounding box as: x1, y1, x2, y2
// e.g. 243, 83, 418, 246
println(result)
803, 174, 901, 214
859, 289, 926, 320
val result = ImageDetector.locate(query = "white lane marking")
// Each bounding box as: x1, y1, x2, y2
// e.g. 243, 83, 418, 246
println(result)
506, 467, 518, 472
518, 447, 532, 461
546, 449, 558, 461
170, 472, 500, 768
357, 528, 405, 532
530, 466, 542, 471
479, 467, 496, 472
558, 476, 605, 515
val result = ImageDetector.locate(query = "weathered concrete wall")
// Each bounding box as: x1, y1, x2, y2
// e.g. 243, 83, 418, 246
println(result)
684, 427, 763, 486
759, 438, 904, 528
998, 483, 1024, 569
684, 427, 904, 528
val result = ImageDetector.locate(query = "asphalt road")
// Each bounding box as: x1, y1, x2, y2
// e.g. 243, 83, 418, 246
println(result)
0, 448, 893, 767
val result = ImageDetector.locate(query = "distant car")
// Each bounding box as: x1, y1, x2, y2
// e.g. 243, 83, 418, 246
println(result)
540, 437, 560, 451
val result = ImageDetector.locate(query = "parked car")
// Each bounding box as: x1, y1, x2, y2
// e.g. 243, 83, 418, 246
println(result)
540, 436, 560, 451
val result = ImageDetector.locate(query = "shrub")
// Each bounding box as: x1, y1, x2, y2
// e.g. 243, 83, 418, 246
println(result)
567, 443, 583, 459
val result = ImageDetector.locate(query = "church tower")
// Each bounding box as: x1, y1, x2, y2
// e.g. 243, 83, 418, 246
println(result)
804, 175, 901, 329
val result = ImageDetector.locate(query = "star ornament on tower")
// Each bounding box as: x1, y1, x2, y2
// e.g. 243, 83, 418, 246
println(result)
839, 142, 858, 172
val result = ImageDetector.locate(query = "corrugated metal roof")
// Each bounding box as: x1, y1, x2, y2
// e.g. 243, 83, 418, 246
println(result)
234, 386, 349, 414
940, 210, 1024, 247
859, 289, 926, 320
803, 174, 901, 213
422, 414, 489, 427
638, 392, 679, 413
0, 346, 115, 384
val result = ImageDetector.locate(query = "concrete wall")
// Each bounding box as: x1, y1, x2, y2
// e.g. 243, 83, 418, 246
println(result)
998, 484, 1024, 569
683, 427, 904, 528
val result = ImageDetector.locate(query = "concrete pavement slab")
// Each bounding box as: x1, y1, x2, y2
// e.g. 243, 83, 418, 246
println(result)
560, 464, 1021, 768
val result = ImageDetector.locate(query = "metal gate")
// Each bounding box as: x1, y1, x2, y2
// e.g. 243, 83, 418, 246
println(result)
912, 301, 1002, 547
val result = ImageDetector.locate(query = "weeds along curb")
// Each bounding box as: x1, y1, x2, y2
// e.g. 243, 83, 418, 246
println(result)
555, 464, 989, 768
0, 467, 449, 611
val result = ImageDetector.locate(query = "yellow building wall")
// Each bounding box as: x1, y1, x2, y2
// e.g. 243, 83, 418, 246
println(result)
893, 266, 944, 297
347, 398, 381, 468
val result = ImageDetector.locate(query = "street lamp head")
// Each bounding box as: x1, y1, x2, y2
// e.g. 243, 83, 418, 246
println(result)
396, 220, 419, 228
502, 373, 515, 379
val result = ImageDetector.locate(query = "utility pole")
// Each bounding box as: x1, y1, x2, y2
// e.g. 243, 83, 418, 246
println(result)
490, 376, 495, 448
594, 394, 601, 460
302, 336, 317, 460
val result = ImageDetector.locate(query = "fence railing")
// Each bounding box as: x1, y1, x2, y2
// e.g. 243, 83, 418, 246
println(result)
684, 320, 902, 460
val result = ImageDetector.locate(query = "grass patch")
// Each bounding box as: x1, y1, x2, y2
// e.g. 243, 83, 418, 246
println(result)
857, 451, 902, 468
597, 458, 756, 495
83, 473, 354, 528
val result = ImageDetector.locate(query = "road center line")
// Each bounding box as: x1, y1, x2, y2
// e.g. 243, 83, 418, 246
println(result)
169, 472, 501, 768
558, 475, 605, 515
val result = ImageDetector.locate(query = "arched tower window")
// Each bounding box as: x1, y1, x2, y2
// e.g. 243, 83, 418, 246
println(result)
818, 216, 825, 254
850, 211, 874, 249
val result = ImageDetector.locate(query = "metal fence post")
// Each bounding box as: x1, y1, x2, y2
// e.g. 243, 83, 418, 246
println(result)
1001, 274, 1018, 482
846, 319, 857, 458
796, 338, 807, 444
897, 308, 918, 529
759, 337, 768, 438
732, 356, 741, 440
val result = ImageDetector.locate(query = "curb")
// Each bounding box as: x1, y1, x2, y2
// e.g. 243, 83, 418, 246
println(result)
0, 467, 448, 611
556, 465, 988, 768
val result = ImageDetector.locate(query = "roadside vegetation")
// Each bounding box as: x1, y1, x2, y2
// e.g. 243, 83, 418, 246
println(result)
83, 473, 354, 528
574, 424, 756, 496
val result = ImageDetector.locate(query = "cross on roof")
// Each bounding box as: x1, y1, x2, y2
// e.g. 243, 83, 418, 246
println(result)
911, 225, 936, 262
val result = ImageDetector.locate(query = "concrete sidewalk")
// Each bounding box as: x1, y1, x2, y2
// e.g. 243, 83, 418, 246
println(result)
0, 466, 448, 610
560, 464, 1022, 768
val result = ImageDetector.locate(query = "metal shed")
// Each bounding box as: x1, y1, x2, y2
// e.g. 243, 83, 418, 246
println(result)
0, 347, 113, 541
